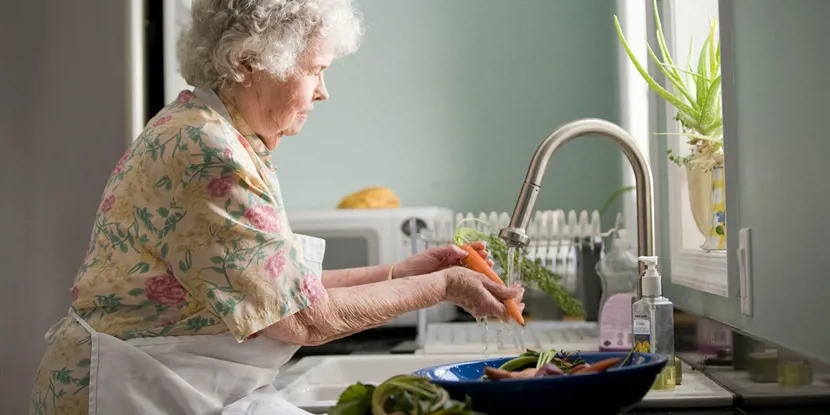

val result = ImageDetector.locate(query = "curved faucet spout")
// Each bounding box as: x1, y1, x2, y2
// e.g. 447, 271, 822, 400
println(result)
498, 118, 655, 298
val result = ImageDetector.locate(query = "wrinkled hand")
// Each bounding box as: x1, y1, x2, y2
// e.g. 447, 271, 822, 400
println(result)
440, 267, 525, 320
392, 242, 493, 278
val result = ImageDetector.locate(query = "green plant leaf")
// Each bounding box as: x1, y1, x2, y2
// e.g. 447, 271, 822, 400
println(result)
647, 43, 696, 107
709, 17, 719, 78
614, 16, 699, 119
328, 383, 375, 415
695, 36, 711, 106
599, 186, 636, 217
699, 75, 723, 128
660, 63, 708, 81
686, 37, 696, 96
652, 0, 686, 101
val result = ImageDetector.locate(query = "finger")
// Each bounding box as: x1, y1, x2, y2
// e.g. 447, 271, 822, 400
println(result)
481, 278, 522, 301
499, 302, 525, 323
485, 299, 507, 320
512, 286, 525, 303
438, 244, 468, 264
448, 243, 467, 256
469, 298, 503, 320
477, 249, 489, 260
469, 241, 486, 251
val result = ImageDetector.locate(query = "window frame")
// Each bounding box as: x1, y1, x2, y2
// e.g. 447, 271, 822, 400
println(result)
650, 0, 729, 297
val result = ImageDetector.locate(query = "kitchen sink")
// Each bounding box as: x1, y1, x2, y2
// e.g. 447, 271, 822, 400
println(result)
276, 353, 515, 413
282, 354, 503, 386
275, 354, 734, 414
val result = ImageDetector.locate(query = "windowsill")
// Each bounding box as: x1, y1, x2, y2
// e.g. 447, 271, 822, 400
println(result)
670, 248, 729, 297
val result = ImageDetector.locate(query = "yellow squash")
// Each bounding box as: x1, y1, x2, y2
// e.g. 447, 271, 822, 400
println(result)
337, 186, 400, 209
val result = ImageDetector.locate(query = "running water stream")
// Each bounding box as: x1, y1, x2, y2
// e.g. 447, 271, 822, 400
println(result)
506, 247, 526, 351
476, 246, 529, 357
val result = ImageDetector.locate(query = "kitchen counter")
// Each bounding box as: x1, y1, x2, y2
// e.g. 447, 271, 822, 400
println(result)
276, 356, 829, 415
279, 311, 830, 414
276, 355, 734, 413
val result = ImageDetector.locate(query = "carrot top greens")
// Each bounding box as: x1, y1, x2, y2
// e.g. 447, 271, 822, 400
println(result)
453, 218, 583, 317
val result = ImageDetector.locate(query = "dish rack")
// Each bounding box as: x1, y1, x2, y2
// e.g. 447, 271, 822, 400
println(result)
408, 209, 612, 354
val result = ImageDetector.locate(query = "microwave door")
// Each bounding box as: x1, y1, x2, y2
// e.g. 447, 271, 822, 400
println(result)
297, 229, 380, 270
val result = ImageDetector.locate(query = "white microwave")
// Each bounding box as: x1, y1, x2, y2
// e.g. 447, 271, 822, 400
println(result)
286, 206, 458, 327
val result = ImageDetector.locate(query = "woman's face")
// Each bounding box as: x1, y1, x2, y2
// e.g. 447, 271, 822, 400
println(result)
232, 39, 334, 148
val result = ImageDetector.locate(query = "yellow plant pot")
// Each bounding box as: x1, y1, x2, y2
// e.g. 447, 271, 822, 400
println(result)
685, 165, 713, 237
685, 165, 726, 251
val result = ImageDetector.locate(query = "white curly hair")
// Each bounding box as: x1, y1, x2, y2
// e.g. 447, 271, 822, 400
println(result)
178, 0, 364, 89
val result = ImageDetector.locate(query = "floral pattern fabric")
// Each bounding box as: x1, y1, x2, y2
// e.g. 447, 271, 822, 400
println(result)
29, 90, 325, 415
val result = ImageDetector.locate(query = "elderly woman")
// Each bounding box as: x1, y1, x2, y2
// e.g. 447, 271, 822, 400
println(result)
29, 1, 523, 414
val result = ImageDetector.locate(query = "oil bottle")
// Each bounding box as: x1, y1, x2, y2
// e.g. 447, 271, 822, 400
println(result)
632, 256, 676, 391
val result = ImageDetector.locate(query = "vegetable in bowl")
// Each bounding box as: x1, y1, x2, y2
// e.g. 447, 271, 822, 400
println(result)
328, 375, 483, 415
480, 348, 627, 380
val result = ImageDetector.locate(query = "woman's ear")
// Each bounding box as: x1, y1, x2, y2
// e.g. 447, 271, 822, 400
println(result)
238, 55, 255, 87
239, 63, 254, 88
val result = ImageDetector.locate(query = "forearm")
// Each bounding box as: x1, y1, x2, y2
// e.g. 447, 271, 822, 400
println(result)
264, 272, 445, 346
321, 264, 393, 288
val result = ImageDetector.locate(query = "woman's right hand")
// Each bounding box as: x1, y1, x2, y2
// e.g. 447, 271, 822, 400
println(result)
440, 267, 525, 321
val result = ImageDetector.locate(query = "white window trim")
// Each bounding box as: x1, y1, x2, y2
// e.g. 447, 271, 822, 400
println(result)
616, 0, 650, 236
656, 0, 728, 297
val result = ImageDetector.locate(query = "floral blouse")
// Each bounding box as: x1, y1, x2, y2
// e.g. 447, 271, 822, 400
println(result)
29, 90, 326, 415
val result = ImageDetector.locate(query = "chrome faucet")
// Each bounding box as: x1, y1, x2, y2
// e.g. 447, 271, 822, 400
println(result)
498, 118, 656, 298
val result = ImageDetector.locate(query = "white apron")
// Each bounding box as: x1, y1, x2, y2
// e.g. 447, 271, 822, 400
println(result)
66, 233, 324, 415
62, 88, 326, 414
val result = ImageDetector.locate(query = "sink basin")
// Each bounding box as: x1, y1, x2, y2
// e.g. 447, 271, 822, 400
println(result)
276, 353, 514, 413
276, 354, 734, 414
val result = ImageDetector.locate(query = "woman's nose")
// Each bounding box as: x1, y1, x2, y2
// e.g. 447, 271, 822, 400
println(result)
315, 78, 329, 101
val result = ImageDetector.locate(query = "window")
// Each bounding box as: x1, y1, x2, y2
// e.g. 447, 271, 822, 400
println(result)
656, 0, 729, 296
617, 0, 728, 297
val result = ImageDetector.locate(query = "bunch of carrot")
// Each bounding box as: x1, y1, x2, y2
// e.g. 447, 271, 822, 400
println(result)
483, 349, 624, 380
454, 219, 525, 327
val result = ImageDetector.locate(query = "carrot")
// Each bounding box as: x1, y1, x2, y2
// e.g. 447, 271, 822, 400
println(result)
459, 244, 525, 326
572, 357, 622, 374
569, 363, 589, 373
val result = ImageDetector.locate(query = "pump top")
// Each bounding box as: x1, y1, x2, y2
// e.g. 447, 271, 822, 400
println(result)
638, 256, 658, 269
637, 256, 662, 296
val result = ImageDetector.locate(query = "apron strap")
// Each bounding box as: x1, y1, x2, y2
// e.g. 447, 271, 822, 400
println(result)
70, 309, 97, 334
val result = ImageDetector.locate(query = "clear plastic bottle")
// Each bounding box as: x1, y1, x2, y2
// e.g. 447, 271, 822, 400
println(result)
596, 229, 639, 352
632, 256, 676, 391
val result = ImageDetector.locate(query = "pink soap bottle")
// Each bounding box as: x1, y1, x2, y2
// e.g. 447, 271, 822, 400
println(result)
596, 228, 639, 352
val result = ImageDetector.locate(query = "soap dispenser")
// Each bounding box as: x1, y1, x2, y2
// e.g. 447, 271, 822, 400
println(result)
596, 228, 639, 352
632, 256, 676, 391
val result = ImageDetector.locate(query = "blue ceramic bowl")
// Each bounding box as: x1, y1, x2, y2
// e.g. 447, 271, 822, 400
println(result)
412, 352, 668, 414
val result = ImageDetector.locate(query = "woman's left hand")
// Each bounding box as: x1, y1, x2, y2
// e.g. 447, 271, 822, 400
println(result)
391, 241, 493, 279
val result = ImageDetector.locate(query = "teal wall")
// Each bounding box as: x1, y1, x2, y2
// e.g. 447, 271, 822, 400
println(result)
660, 0, 830, 364
273, 0, 623, 216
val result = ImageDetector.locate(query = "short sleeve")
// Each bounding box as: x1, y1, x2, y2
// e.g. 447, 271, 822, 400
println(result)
160, 123, 325, 342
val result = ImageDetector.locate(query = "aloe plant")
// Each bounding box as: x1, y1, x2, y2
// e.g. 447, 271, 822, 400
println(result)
615, 0, 723, 168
